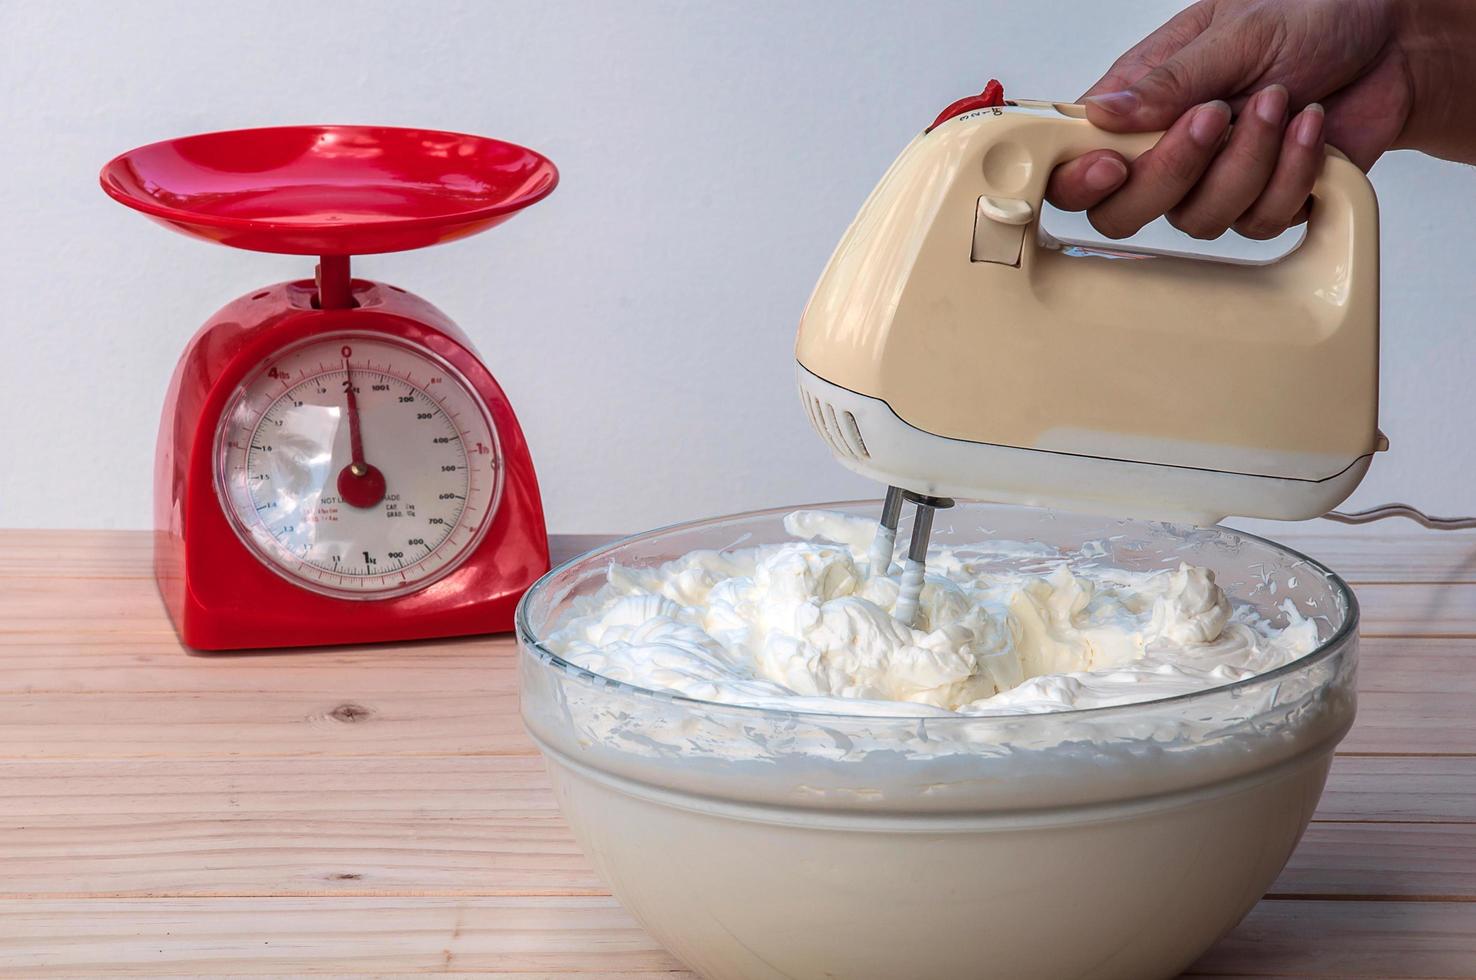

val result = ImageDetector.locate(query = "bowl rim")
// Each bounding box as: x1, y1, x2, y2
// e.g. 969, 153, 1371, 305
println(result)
515, 499, 1359, 724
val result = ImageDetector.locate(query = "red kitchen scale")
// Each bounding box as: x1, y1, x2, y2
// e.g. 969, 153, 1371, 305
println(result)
101, 125, 557, 650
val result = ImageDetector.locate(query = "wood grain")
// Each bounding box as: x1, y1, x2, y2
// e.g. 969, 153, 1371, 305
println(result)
0, 896, 690, 975
0, 756, 601, 898
2, 528, 1476, 976
0, 685, 531, 760
1317, 756, 1476, 821
1274, 823, 1476, 899
1185, 900, 1476, 977
3, 895, 1475, 978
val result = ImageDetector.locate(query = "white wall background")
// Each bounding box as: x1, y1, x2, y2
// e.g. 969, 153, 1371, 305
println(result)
0, 0, 1472, 534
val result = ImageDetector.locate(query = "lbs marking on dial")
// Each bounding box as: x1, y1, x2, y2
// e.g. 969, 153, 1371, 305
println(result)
216, 336, 503, 598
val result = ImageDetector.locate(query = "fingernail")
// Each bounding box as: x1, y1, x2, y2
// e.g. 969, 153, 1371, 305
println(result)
1296, 103, 1325, 147
1255, 84, 1289, 125
1083, 157, 1128, 191
1189, 101, 1231, 146
1084, 90, 1140, 116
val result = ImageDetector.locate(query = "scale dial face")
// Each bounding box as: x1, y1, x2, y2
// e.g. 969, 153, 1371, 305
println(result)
215, 334, 503, 598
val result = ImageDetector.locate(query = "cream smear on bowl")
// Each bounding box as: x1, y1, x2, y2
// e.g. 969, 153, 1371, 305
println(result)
544, 510, 1318, 718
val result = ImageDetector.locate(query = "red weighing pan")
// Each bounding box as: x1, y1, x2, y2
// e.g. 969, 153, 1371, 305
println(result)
100, 125, 559, 255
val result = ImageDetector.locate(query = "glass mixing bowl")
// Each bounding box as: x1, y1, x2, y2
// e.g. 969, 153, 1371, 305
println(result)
518, 502, 1357, 980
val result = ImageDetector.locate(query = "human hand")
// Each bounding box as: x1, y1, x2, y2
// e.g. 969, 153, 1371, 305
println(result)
1046, 0, 1415, 241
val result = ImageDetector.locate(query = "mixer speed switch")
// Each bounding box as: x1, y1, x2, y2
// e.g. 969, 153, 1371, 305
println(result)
972, 196, 1033, 265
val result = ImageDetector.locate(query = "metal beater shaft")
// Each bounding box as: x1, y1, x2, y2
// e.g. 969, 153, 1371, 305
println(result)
868, 486, 906, 575
892, 492, 954, 628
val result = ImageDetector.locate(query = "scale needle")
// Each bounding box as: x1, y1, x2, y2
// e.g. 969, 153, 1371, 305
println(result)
336, 356, 387, 508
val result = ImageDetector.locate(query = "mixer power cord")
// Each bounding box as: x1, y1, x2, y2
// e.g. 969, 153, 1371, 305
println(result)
1324, 504, 1476, 531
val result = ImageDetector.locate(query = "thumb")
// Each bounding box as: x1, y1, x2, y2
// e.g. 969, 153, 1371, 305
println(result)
1084, 34, 1257, 132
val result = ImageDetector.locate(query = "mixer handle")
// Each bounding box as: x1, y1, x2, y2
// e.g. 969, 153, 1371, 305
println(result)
1012, 102, 1376, 272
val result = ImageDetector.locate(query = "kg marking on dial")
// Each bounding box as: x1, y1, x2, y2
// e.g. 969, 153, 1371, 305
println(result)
216, 335, 503, 598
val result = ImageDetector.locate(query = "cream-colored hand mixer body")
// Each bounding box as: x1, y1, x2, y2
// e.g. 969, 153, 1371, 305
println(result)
797, 98, 1382, 585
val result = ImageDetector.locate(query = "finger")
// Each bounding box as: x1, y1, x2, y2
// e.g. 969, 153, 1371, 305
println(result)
1087, 101, 1231, 240
1168, 84, 1289, 240
1233, 104, 1325, 240
1084, 27, 1274, 132
1045, 151, 1130, 212
1082, 2, 1217, 99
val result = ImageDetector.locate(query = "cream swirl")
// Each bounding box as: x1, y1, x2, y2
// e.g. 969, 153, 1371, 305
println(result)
546, 510, 1318, 716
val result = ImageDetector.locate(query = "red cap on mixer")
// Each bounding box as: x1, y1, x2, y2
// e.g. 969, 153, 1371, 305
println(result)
928, 79, 1006, 131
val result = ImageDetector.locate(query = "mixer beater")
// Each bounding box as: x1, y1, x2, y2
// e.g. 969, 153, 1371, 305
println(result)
870, 488, 954, 627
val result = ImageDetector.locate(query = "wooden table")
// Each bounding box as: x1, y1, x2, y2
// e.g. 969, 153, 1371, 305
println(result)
3, 527, 1476, 977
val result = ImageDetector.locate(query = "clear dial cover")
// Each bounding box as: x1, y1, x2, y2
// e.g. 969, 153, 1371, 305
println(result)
215, 333, 503, 598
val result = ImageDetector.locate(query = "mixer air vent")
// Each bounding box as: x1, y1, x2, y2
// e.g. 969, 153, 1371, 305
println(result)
803, 394, 870, 460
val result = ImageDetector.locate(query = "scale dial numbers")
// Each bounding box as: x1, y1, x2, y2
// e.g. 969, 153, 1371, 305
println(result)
215, 335, 503, 598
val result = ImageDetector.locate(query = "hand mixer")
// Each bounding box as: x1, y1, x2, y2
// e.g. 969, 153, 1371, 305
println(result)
796, 82, 1385, 623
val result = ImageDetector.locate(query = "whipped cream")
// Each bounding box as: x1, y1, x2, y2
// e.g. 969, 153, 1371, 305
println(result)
545, 510, 1319, 717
